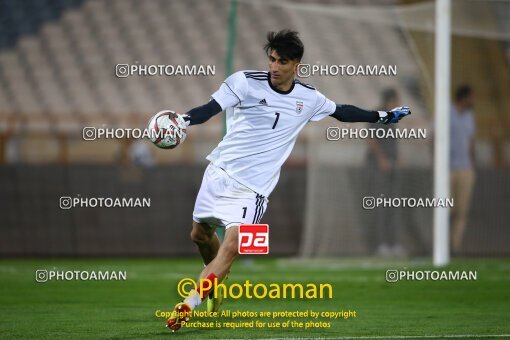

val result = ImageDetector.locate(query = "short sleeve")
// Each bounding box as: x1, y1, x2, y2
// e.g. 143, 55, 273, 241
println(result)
211, 71, 248, 110
309, 90, 336, 122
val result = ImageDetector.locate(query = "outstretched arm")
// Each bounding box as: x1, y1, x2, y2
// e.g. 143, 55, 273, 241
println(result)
330, 104, 411, 124
182, 99, 223, 126
183, 71, 248, 126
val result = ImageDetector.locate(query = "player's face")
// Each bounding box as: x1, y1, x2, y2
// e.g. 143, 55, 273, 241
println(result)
268, 50, 299, 91
458, 93, 474, 111
463, 93, 474, 110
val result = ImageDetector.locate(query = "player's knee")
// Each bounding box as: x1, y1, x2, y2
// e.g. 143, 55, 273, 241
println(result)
222, 233, 239, 261
222, 244, 238, 262
190, 228, 212, 245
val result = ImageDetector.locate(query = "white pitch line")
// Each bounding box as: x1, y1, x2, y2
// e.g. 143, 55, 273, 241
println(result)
224, 335, 510, 340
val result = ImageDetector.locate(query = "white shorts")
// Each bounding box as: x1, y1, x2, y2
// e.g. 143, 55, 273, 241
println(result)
192, 163, 268, 229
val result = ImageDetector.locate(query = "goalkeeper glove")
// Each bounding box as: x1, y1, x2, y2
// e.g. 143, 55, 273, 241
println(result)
182, 114, 191, 127
378, 106, 411, 124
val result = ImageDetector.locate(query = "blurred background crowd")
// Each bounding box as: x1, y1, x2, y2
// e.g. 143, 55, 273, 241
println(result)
0, 0, 508, 257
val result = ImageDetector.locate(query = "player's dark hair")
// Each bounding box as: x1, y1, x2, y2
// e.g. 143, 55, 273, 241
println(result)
455, 84, 473, 101
264, 29, 304, 61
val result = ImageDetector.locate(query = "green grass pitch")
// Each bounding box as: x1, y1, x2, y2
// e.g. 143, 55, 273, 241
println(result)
1, 258, 509, 339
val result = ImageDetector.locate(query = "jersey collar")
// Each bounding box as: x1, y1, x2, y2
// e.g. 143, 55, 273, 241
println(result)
267, 75, 295, 95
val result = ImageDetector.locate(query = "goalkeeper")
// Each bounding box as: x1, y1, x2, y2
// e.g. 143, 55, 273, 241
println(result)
166, 29, 411, 332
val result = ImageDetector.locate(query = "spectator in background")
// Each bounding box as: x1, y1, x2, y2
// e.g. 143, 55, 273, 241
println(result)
450, 84, 476, 253
367, 88, 405, 256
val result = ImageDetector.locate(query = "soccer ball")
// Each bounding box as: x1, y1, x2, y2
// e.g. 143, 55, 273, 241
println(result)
147, 110, 187, 149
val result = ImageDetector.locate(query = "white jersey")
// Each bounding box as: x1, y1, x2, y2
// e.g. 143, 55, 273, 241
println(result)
208, 70, 336, 197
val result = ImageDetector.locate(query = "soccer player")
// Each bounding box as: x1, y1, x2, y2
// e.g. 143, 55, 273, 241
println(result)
166, 29, 411, 331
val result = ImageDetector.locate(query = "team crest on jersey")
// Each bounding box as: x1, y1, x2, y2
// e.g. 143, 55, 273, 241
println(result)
296, 101, 304, 113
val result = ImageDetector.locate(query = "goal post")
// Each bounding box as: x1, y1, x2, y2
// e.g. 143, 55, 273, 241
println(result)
433, 0, 451, 267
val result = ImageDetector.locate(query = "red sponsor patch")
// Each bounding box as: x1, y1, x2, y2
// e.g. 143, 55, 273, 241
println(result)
238, 224, 269, 254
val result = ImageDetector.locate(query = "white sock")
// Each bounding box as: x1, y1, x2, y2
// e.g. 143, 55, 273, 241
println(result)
183, 289, 201, 310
